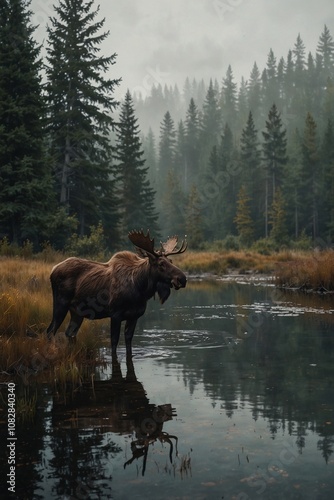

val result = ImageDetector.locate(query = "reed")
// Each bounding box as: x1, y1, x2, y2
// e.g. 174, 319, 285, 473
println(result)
16, 389, 37, 422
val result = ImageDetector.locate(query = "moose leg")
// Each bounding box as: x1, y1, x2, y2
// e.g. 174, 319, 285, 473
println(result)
47, 300, 70, 339
124, 318, 138, 358
110, 318, 122, 358
64, 311, 84, 343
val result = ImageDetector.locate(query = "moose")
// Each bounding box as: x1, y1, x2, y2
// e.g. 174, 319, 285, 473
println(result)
47, 230, 187, 356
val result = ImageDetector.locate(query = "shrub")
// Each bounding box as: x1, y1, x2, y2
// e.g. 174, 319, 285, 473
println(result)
65, 222, 107, 259
251, 238, 277, 254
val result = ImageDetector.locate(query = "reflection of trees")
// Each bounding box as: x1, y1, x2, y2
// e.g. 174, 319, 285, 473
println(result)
157, 281, 334, 463
0, 383, 47, 499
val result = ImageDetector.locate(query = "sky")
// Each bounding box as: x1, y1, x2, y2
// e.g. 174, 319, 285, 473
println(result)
30, 0, 334, 98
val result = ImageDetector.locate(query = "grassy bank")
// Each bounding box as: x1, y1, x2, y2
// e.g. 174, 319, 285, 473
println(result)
275, 250, 334, 291
175, 249, 293, 275
1, 248, 333, 380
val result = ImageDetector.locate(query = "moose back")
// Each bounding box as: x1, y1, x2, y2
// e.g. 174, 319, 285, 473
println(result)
47, 230, 187, 356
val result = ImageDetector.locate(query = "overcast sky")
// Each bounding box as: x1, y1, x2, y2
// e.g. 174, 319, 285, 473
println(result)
31, 0, 334, 98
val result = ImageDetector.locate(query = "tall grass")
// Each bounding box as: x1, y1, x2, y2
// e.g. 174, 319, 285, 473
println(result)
175, 249, 293, 275
275, 250, 334, 290
0, 258, 106, 383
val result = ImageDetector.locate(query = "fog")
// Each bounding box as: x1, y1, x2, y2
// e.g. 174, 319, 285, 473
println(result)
31, 0, 334, 97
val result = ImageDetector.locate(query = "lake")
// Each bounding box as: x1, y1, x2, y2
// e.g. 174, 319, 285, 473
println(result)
1, 277, 334, 499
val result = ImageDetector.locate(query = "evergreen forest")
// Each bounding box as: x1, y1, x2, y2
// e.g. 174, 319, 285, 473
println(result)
1, 0, 334, 253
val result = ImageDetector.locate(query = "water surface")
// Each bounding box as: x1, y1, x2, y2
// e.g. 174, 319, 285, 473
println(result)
1, 278, 334, 499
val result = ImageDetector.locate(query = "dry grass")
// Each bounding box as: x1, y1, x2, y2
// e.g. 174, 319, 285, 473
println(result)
175, 249, 294, 275
1, 248, 332, 381
275, 250, 334, 291
0, 257, 106, 383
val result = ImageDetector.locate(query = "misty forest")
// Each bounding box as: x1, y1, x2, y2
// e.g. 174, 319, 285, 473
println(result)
1, 0, 334, 254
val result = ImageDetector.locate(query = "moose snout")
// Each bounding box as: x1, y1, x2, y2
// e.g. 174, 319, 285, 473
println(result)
172, 273, 187, 290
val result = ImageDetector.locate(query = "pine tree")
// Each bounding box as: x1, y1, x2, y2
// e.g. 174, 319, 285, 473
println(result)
237, 77, 249, 133
262, 104, 288, 237
284, 128, 303, 238
240, 112, 262, 236
0, 0, 53, 244
284, 50, 295, 112
142, 128, 158, 189
114, 90, 159, 241
247, 62, 262, 126
161, 169, 186, 237
269, 188, 288, 245
262, 49, 279, 112
185, 97, 200, 187
185, 185, 203, 249
321, 119, 334, 239
234, 186, 254, 246
174, 120, 187, 190
300, 113, 319, 239
291, 34, 307, 119
158, 111, 176, 192
199, 79, 221, 170
46, 0, 120, 237
277, 57, 285, 102
317, 25, 334, 81
221, 64, 237, 130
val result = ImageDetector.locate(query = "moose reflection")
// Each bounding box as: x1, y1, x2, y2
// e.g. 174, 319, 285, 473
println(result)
52, 356, 178, 475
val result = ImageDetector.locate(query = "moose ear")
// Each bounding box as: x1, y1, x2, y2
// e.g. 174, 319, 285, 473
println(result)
156, 282, 171, 304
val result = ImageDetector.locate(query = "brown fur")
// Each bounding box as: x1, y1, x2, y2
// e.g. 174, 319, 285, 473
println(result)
47, 249, 187, 356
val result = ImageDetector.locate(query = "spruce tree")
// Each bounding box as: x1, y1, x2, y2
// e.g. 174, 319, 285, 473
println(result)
291, 34, 307, 119
262, 104, 288, 237
46, 0, 120, 237
114, 90, 159, 241
317, 25, 334, 81
284, 129, 303, 238
248, 62, 262, 126
300, 113, 319, 239
240, 112, 262, 236
237, 77, 248, 132
185, 97, 200, 187
0, 0, 52, 244
185, 185, 203, 249
158, 111, 176, 188
174, 120, 187, 190
234, 186, 254, 247
142, 128, 158, 189
221, 64, 237, 130
262, 49, 279, 112
321, 119, 334, 239
199, 79, 221, 170
161, 169, 185, 237
269, 188, 288, 245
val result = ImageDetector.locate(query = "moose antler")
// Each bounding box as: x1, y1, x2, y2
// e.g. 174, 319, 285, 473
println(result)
128, 229, 159, 256
129, 230, 187, 257
162, 236, 188, 256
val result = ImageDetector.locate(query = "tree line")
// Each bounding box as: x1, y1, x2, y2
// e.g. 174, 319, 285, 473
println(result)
137, 27, 334, 249
0, 0, 158, 251
0, 0, 333, 252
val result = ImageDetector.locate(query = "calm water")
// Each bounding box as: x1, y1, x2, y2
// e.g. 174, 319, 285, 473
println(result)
1, 278, 334, 499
